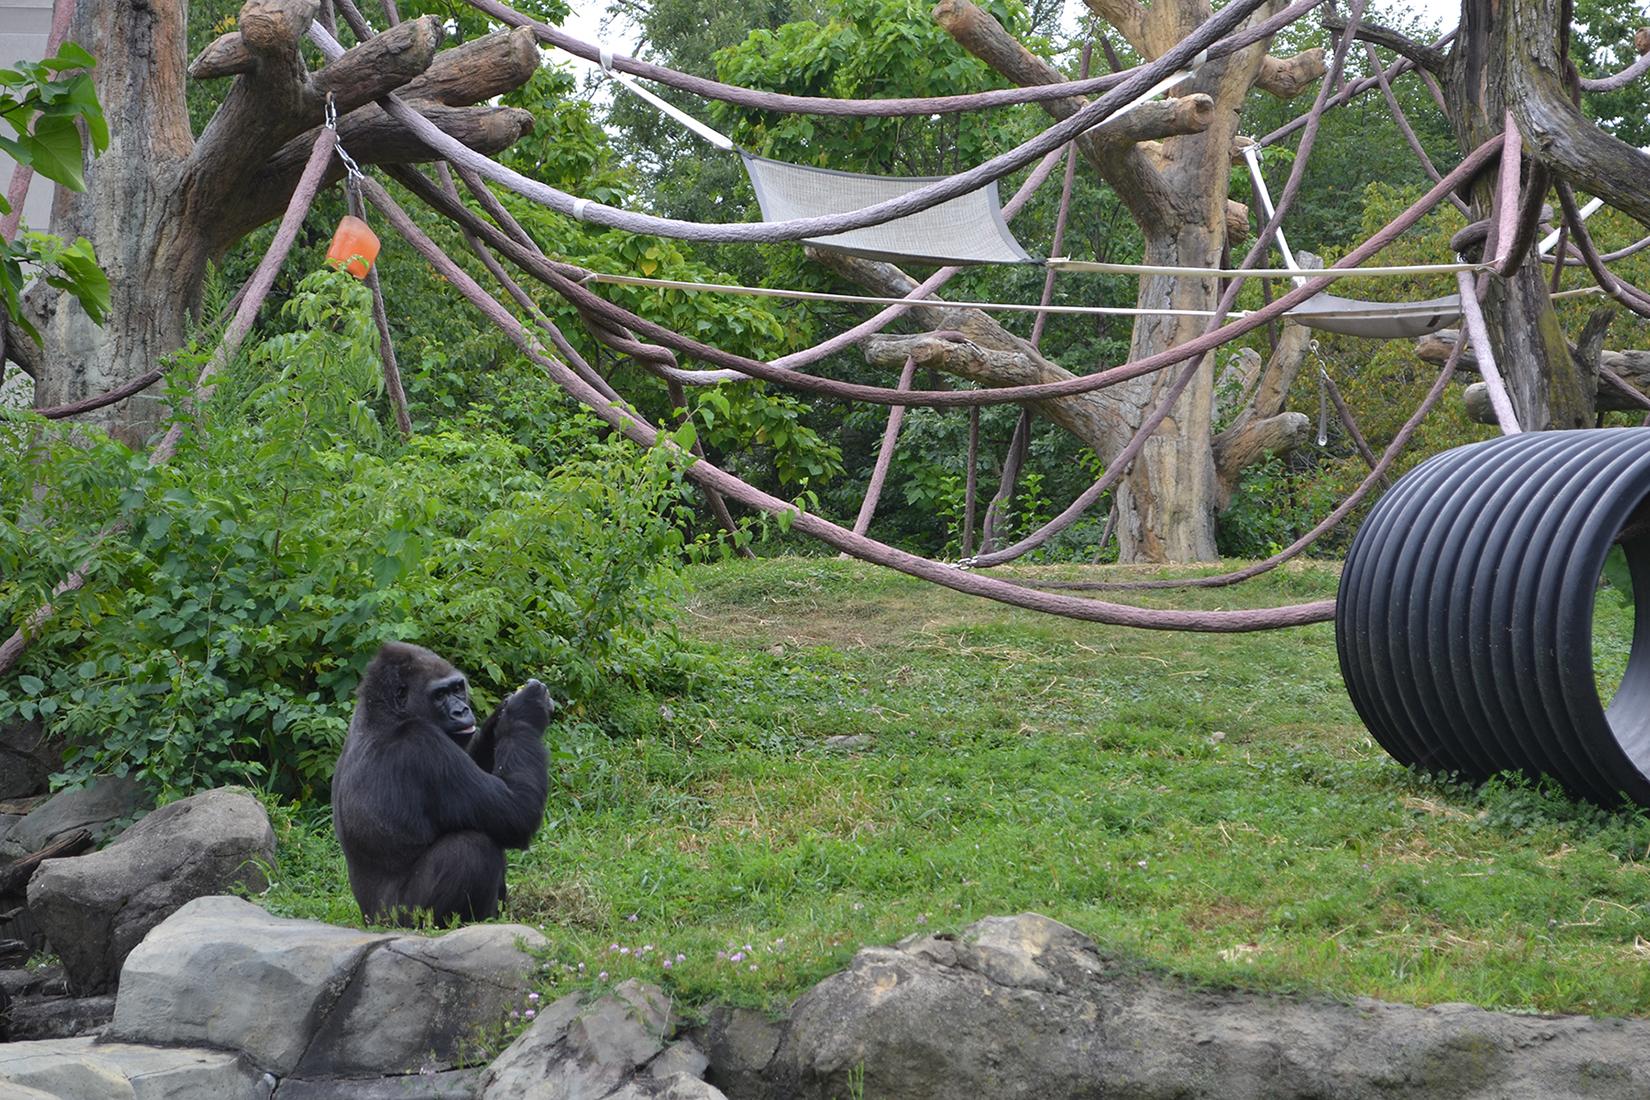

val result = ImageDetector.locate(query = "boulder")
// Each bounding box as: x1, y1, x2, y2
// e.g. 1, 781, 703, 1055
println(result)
0, 718, 62, 801
108, 896, 545, 1078
725, 913, 1650, 1100
0, 1036, 269, 1099
294, 922, 554, 1077
696, 1007, 782, 1100
108, 897, 386, 1075
0, 776, 146, 860
28, 788, 277, 993
604, 1078, 731, 1100
479, 979, 729, 1100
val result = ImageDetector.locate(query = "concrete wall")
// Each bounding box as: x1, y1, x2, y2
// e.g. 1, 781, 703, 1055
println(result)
0, 0, 60, 234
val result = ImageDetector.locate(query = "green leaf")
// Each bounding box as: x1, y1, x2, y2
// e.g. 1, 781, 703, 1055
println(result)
23, 113, 86, 191
65, 75, 106, 152
0, 134, 30, 166
42, 43, 95, 71
46, 236, 109, 323
17, 675, 43, 696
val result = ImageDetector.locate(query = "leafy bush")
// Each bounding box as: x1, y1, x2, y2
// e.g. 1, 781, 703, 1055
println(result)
0, 270, 692, 799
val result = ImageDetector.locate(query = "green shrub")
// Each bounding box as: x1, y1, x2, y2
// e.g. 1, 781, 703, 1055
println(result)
0, 269, 692, 800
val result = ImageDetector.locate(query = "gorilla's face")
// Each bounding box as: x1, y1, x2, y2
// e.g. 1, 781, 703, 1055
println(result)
429, 673, 478, 749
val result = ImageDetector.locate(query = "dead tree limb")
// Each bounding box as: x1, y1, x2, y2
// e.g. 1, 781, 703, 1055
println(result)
1321, 11, 1447, 72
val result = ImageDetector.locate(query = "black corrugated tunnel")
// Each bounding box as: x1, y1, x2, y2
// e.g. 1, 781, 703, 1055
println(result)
1336, 428, 1650, 806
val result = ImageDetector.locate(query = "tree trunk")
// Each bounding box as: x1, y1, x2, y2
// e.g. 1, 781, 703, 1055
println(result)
1095, 1, 1275, 562
1110, 234, 1223, 561
1441, 0, 1591, 428
25, 0, 198, 447
921, 0, 1319, 562
17, 0, 538, 447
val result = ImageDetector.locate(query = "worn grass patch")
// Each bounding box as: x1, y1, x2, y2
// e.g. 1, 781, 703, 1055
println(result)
265, 556, 1650, 1018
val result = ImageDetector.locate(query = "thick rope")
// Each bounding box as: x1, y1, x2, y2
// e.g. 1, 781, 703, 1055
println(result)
1579, 48, 1650, 92
307, 2, 1264, 245
1360, 41, 1469, 216
1031, 335, 1463, 591
35, 367, 166, 420
390, 149, 1066, 389
1556, 181, 1650, 319
467, 0, 1322, 118
845, 356, 918, 541
1255, 29, 1456, 148
525, 139, 1504, 411
362, 175, 1336, 632
1454, 268, 1520, 433
347, 186, 413, 438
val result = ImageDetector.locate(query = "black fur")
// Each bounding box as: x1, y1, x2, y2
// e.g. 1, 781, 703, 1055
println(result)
332, 642, 551, 926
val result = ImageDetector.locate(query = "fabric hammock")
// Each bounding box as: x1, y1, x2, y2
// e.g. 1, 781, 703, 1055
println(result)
1285, 292, 1462, 339
741, 153, 1032, 266
1238, 145, 1461, 339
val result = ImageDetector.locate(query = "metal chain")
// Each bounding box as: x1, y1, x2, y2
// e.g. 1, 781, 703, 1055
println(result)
1311, 339, 1330, 447
324, 93, 365, 185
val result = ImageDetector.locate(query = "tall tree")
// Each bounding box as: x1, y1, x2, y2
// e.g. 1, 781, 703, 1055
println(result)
13, 0, 542, 446
1328, 0, 1650, 429
838, 0, 1326, 561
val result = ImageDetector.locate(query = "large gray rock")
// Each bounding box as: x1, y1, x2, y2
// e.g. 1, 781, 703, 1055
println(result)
108, 896, 545, 1078
480, 979, 728, 1100
0, 813, 22, 848
108, 897, 386, 1074
295, 922, 555, 1077
719, 912, 1650, 1100
0, 1036, 269, 1099
28, 788, 276, 993
0, 775, 146, 859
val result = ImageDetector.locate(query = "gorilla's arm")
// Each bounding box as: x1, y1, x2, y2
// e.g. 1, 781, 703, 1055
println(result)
430, 680, 550, 850
467, 703, 502, 773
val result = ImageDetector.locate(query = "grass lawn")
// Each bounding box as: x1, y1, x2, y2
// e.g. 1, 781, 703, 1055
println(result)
264, 555, 1650, 1018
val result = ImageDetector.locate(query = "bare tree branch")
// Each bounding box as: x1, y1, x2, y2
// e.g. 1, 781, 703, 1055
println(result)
1322, 12, 1448, 72
233, 104, 534, 242
187, 5, 444, 233
935, 0, 1215, 223
189, 33, 255, 80
5, 318, 39, 379
1213, 411, 1311, 497
1422, 327, 1650, 413
811, 248, 1127, 457
1253, 48, 1326, 98
394, 27, 539, 107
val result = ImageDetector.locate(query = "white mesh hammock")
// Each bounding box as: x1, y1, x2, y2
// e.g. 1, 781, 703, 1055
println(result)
741, 153, 1032, 266
1239, 145, 1466, 339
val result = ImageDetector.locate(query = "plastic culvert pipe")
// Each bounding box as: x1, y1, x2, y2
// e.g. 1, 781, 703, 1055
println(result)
1336, 429, 1650, 806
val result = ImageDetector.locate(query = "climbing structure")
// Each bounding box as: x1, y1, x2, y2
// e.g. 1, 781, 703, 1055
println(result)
12, 0, 1650, 801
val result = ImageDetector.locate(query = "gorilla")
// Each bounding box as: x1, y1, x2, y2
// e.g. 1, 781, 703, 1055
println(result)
332, 642, 552, 926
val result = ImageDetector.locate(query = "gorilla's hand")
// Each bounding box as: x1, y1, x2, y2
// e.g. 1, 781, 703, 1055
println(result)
505, 679, 554, 731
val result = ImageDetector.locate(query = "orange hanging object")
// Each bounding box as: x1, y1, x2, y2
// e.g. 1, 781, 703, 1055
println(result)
326, 215, 380, 279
